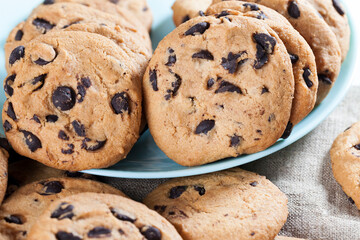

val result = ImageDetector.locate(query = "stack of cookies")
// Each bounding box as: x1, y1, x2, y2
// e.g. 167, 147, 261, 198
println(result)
2, 0, 153, 171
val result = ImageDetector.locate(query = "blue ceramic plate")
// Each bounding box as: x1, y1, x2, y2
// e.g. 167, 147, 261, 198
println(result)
1, 0, 357, 179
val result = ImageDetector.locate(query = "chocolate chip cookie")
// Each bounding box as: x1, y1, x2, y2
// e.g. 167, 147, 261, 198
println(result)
27, 192, 182, 240
172, 0, 212, 26
305, 0, 350, 62
207, 1, 318, 135
0, 178, 125, 240
144, 168, 288, 240
0, 139, 9, 204
212, 0, 341, 104
330, 122, 360, 210
5, 2, 152, 73
3, 31, 142, 171
143, 16, 294, 166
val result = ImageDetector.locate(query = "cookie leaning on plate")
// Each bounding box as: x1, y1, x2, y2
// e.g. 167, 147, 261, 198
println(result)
144, 168, 288, 240
3, 31, 142, 171
207, 1, 318, 134
0, 178, 125, 240
172, 0, 212, 26
212, 0, 341, 104
143, 15, 294, 166
27, 192, 182, 240
330, 122, 360, 210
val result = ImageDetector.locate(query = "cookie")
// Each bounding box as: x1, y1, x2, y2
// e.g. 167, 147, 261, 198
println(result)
172, 0, 213, 26
50, 0, 153, 31
143, 16, 294, 166
5, 2, 152, 73
330, 122, 360, 210
3, 31, 142, 171
0, 178, 125, 240
144, 168, 288, 240
0, 138, 9, 204
305, 0, 350, 62
212, 0, 341, 104
27, 192, 182, 240
207, 1, 318, 134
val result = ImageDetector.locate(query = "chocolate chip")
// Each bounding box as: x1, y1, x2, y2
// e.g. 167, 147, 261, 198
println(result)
110, 208, 136, 223
72, 120, 85, 137
250, 181, 258, 187
230, 135, 241, 147
169, 186, 188, 199
253, 33, 276, 54
332, 0, 345, 15
318, 74, 332, 85
254, 44, 268, 69
199, 11, 205, 16
34, 58, 53, 66
3, 121, 12, 132
154, 205, 167, 213
268, 113, 275, 122
195, 120, 215, 135
20, 130, 42, 152
5, 215, 23, 224
194, 185, 206, 196
354, 144, 360, 150
40, 181, 64, 195
46, 115, 58, 123
61, 144, 74, 154
243, 3, 259, 11
165, 53, 177, 66
216, 11, 230, 18
55, 232, 82, 240
109, 0, 119, 3
81, 138, 107, 151
289, 53, 299, 64
9, 46, 25, 65
182, 15, 190, 23
32, 74, 47, 92
256, 11, 268, 20
149, 69, 158, 91
32, 18, 55, 32
111, 92, 130, 114
165, 74, 182, 100
140, 226, 162, 240
81, 77, 92, 88
88, 227, 111, 238
215, 81, 242, 94
185, 22, 210, 36
31, 115, 40, 124
52, 86, 76, 111
15, 30, 24, 41
51, 202, 75, 220
207, 78, 215, 89
261, 86, 269, 94
77, 84, 86, 103
58, 130, 69, 141
281, 122, 293, 139
192, 50, 214, 60
288, 1, 300, 18
4, 74, 15, 97
43, 0, 54, 4
303, 68, 313, 88
6, 102, 17, 121
221, 52, 246, 74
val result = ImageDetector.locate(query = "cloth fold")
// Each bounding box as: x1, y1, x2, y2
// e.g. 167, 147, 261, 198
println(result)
102, 87, 360, 240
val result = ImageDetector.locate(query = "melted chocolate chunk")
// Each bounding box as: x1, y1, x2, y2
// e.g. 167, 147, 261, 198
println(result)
281, 122, 293, 139
207, 78, 215, 89
182, 15, 190, 23
52, 86, 76, 111
149, 69, 158, 91
15, 30, 24, 41
303, 67, 313, 88
4, 74, 15, 97
253, 33, 276, 54
199, 11, 205, 16
185, 22, 210, 36
194, 185, 206, 196
261, 86, 269, 94
81, 138, 107, 152
43, 0, 55, 4
32, 18, 55, 32
221, 52, 246, 74
215, 81, 242, 94
51, 202, 75, 220
46, 115, 58, 123
72, 120, 86, 137
6, 102, 17, 121
354, 144, 360, 150
250, 181, 258, 187
3, 121, 12, 132
288, 1, 301, 18
140, 226, 162, 240
111, 92, 130, 114
55, 232, 82, 240
192, 50, 214, 60
32, 115, 41, 124
230, 135, 241, 147
58, 130, 69, 141
165, 52, 177, 66
332, 0, 345, 15
318, 74, 332, 85
110, 208, 136, 223
243, 3, 259, 11
165, 74, 182, 100
61, 144, 74, 155
5, 215, 23, 224
34, 58, 52, 66
195, 120, 215, 135
77, 84, 86, 103
169, 186, 188, 199
81, 77, 92, 88
216, 11, 230, 18
9, 46, 25, 65
289, 53, 299, 64
40, 181, 64, 195
256, 11, 268, 20
32, 74, 47, 92
88, 227, 111, 238
254, 44, 268, 69
154, 205, 167, 213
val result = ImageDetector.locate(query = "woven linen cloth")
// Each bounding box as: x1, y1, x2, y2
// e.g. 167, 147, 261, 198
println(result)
102, 87, 360, 240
